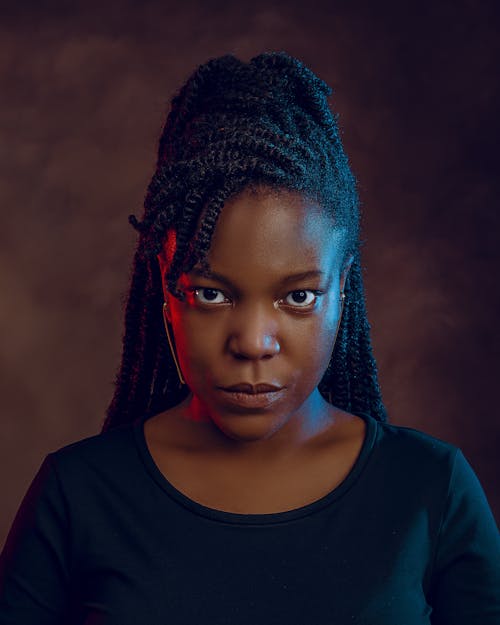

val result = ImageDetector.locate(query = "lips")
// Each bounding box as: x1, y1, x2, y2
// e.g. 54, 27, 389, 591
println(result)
217, 386, 286, 410
220, 382, 283, 394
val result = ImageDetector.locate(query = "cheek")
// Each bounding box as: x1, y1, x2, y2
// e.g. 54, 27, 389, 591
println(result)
169, 309, 219, 381
169, 313, 199, 355
303, 321, 338, 366
297, 297, 341, 365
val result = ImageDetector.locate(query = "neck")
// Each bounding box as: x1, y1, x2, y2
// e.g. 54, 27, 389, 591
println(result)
171, 388, 340, 463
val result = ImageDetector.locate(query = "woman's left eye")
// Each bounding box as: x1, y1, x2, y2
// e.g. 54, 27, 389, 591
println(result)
283, 290, 322, 308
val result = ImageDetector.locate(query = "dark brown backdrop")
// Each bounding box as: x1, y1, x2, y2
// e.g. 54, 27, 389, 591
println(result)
2, 0, 499, 547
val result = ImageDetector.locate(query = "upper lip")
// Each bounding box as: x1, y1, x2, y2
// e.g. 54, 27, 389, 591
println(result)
220, 382, 283, 394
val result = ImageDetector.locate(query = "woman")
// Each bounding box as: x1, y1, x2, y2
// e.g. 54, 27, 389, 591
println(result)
1, 51, 498, 624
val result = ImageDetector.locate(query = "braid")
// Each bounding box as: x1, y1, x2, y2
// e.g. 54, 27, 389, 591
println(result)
101, 51, 388, 433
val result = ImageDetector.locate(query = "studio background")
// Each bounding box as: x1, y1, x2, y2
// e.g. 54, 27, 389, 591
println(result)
1, 0, 499, 547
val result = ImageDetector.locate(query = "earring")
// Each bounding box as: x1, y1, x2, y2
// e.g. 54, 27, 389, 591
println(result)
324, 292, 346, 405
330, 290, 345, 354
162, 302, 185, 386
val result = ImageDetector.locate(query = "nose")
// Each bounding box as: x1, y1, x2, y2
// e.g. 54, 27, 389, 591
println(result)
227, 305, 281, 360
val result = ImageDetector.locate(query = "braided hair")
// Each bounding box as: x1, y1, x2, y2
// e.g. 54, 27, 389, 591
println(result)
101, 51, 388, 433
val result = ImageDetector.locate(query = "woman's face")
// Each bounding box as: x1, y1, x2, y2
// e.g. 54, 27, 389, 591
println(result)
157, 187, 353, 453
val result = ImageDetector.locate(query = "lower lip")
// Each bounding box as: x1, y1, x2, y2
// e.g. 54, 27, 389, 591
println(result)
217, 388, 286, 409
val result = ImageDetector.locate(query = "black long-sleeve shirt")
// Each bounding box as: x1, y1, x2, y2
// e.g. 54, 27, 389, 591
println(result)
1, 410, 499, 624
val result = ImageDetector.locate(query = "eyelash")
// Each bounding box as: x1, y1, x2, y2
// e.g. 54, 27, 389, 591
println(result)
185, 287, 325, 310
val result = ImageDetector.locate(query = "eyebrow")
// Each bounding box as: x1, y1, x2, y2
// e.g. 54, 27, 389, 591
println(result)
187, 267, 325, 288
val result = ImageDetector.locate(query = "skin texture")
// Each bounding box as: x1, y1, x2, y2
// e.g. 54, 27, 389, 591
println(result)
157, 187, 355, 464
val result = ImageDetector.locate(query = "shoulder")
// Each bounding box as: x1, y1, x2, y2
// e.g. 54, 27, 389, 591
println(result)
7, 422, 140, 539
44, 420, 139, 485
360, 415, 462, 489
374, 417, 458, 460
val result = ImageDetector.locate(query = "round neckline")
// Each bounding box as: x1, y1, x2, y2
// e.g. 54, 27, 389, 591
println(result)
133, 409, 378, 525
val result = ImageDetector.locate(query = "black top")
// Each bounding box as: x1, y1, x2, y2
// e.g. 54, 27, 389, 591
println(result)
1, 411, 499, 624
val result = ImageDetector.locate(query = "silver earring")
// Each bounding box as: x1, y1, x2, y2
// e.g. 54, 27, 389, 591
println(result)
162, 302, 185, 386
325, 293, 346, 405
330, 291, 345, 351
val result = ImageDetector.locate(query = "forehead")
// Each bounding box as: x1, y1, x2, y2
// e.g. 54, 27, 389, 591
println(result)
202, 188, 344, 275
160, 188, 345, 277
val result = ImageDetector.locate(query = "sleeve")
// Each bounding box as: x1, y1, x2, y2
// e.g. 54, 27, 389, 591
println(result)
429, 447, 500, 624
0, 453, 73, 624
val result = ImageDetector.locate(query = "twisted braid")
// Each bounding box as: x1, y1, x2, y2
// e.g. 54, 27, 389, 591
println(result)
101, 51, 388, 432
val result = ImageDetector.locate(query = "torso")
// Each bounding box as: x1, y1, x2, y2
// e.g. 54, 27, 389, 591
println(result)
143, 404, 367, 514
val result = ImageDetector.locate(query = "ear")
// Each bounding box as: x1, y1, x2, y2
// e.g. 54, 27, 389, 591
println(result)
340, 254, 354, 293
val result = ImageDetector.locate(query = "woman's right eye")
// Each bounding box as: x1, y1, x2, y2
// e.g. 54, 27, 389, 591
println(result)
189, 287, 229, 305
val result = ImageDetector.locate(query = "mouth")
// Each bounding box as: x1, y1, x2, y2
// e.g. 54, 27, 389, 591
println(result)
219, 382, 283, 394
216, 387, 286, 410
